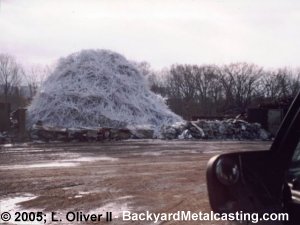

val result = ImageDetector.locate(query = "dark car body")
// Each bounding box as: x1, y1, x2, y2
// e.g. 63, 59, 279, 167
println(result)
206, 91, 300, 224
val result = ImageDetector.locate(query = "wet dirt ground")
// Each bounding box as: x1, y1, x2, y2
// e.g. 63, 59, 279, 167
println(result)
0, 140, 271, 225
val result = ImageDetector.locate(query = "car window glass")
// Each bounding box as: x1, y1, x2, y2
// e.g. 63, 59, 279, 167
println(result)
293, 142, 300, 162
289, 140, 300, 190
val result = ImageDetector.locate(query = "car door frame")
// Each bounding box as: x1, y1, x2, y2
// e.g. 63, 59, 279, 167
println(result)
206, 91, 300, 217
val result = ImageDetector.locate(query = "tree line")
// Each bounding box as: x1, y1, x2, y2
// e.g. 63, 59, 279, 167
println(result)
143, 62, 300, 119
0, 54, 50, 109
1, 53, 300, 118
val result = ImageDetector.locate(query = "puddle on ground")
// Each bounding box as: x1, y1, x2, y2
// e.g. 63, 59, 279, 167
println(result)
77, 191, 90, 195
68, 191, 91, 199
62, 156, 118, 162
203, 150, 223, 154
2, 143, 13, 147
0, 154, 119, 170
0, 194, 43, 224
0, 193, 133, 224
89, 202, 131, 218
0, 162, 78, 170
116, 196, 133, 200
140, 152, 162, 156
0, 194, 37, 212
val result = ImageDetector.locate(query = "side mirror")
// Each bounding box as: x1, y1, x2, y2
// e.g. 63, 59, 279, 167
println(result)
215, 156, 240, 186
206, 151, 284, 214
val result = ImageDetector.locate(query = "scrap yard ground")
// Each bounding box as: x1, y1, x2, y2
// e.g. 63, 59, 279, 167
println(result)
0, 140, 271, 224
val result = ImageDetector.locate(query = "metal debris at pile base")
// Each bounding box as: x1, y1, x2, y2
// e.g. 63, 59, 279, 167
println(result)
28, 119, 271, 142
30, 125, 154, 142
161, 119, 271, 140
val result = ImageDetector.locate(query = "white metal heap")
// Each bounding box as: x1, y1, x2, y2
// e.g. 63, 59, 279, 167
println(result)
27, 49, 182, 133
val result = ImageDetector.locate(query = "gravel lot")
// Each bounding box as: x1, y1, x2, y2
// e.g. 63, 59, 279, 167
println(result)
0, 140, 271, 225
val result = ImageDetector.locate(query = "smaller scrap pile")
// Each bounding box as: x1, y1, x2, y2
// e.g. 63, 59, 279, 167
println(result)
161, 119, 270, 140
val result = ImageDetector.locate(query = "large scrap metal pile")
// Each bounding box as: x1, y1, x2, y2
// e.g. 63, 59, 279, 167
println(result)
27, 49, 182, 136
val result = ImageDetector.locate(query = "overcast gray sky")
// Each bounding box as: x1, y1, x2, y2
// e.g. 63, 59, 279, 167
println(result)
1, 0, 300, 69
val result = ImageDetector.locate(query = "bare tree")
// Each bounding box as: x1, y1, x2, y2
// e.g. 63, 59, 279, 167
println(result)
147, 69, 169, 96
161, 65, 195, 118
0, 54, 22, 103
259, 70, 279, 100
218, 62, 263, 113
260, 67, 299, 101
193, 65, 223, 114
274, 68, 293, 98
168, 64, 196, 100
132, 61, 151, 77
163, 64, 223, 118
291, 69, 300, 96
24, 65, 51, 98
